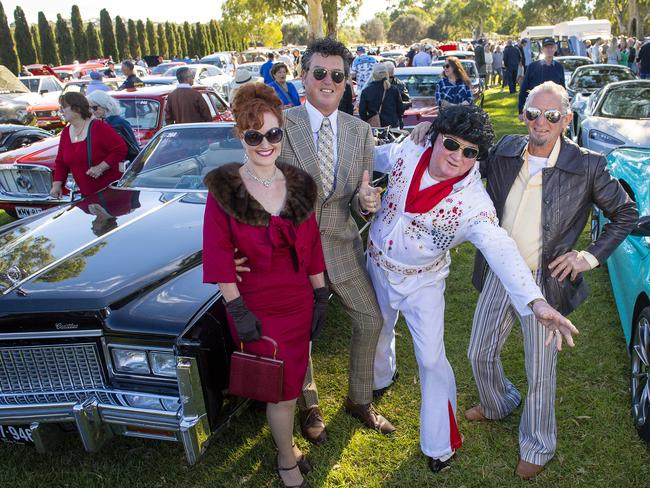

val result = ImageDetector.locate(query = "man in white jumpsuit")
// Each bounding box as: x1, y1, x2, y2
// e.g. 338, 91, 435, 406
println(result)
367, 105, 578, 473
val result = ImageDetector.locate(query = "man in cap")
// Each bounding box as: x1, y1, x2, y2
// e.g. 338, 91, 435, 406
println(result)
86, 71, 111, 95
518, 38, 565, 117
351, 46, 377, 101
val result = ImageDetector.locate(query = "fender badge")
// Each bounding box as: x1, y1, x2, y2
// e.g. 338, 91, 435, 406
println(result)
55, 322, 80, 330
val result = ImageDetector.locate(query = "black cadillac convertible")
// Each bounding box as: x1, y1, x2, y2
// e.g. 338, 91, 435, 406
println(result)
0, 123, 248, 464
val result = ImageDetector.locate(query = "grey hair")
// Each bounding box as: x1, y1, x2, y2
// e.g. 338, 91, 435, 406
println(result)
86, 90, 122, 117
524, 81, 571, 114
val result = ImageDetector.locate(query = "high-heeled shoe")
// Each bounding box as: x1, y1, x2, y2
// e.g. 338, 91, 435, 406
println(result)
271, 438, 312, 475
277, 462, 310, 488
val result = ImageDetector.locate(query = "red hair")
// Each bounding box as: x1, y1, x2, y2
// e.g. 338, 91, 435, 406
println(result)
231, 82, 283, 137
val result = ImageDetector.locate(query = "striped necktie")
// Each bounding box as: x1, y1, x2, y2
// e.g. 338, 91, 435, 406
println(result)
317, 117, 335, 196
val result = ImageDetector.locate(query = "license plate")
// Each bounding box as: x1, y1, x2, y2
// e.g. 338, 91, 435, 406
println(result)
15, 206, 43, 219
0, 425, 33, 444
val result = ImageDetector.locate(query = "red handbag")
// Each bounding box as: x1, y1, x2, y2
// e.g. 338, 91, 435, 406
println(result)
228, 336, 284, 403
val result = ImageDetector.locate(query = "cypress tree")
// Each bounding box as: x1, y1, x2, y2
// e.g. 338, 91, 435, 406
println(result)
157, 23, 168, 59
165, 22, 176, 59
70, 5, 86, 61
115, 16, 128, 61
127, 19, 139, 59
99, 9, 118, 60
38, 12, 60, 66
55, 14, 74, 64
176, 24, 187, 58
203, 24, 213, 55
209, 20, 220, 52
145, 19, 157, 55
30, 25, 41, 63
13, 7, 36, 66
0, 1, 20, 74
85, 22, 101, 59
194, 23, 205, 58
136, 20, 147, 56
183, 22, 193, 57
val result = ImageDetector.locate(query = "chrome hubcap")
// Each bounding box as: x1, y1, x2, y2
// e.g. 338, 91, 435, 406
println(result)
631, 315, 650, 429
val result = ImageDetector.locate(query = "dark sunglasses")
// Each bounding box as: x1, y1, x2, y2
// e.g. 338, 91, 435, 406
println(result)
243, 127, 283, 146
524, 107, 565, 123
441, 135, 479, 159
443, 64, 450, 69
310, 67, 346, 84
90, 105, 100, 111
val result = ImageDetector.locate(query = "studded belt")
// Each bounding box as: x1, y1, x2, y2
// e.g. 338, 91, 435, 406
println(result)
368, 240, 450, 276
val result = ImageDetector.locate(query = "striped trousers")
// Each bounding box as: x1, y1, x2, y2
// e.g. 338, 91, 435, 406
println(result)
468, 267, 558, 466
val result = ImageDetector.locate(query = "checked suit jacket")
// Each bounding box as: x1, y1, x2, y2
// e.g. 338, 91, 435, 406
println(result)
279, 105, 375, 284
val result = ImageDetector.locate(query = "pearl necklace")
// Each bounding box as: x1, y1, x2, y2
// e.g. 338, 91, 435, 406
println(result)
244, 164, 277, 188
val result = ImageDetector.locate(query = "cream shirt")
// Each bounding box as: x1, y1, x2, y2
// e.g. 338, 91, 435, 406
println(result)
502, 138, 598, 270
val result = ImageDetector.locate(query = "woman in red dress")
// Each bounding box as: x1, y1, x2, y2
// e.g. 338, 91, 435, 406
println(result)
203, 83, 327, 488
50, 92, 127, 199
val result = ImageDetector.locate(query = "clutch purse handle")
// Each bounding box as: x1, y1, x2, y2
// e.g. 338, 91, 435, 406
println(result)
240, 336, 279, 359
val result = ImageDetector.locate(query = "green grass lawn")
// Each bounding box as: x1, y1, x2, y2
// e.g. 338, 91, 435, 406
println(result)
1, 89, 649, 487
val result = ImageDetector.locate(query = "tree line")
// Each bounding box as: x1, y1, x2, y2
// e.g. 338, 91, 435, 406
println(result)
0, 2, 247, 75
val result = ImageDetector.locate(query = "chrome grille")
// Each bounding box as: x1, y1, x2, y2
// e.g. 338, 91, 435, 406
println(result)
35, 110, 58, 118
0, 343, 106, 405
0, 166, 52, 195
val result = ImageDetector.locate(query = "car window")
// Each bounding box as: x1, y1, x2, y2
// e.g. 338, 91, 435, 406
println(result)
120, 126, 244, 189
202, 93, 217, 117
42, 78, 60, 92
206, 92, 226, 112
569, 67, 636, 90
20, 78, 40, 92
598, 86, 650, 119
557, 58, 592, 72
395, 74, 442, 97
117, 99, 161, 129
461, 62, 478, 78
164, 66, 197, 78
206, 66, 222, 76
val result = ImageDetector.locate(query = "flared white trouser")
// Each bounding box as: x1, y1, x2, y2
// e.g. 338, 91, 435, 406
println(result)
368, 258, 461, 460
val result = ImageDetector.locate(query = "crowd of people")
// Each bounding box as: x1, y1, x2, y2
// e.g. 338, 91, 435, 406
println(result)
199, 37, 637, 487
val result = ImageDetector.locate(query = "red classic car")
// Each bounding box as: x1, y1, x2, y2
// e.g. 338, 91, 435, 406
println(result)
0, 85, 233, 219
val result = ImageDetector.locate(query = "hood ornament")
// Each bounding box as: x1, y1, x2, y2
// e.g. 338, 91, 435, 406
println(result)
6, 266, 22, 285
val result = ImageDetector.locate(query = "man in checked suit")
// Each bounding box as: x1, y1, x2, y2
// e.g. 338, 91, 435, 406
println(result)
277, 38, 394, 442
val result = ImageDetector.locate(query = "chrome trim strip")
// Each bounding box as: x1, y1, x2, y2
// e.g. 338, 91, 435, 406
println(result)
2, 192, 186, 295
0, 330, 103, 340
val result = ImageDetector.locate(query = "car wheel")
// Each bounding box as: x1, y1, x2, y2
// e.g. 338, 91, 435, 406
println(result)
631, 307, 650, 444
590, 207, 601, 242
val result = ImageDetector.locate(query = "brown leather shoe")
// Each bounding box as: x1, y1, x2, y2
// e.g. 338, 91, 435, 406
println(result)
515, 459, 546, 480
299, 406, 327, 445
344, 398, 396, 434
464, 404, 487, 421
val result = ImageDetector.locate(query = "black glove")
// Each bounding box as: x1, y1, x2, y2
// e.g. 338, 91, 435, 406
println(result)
225, 296, 261, 342
311, 287, 329, 341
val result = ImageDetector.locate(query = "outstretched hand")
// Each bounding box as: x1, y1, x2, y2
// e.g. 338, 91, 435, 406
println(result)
409, 121, 433, 146
359, 170, 382, 214
532, 300, 580, 351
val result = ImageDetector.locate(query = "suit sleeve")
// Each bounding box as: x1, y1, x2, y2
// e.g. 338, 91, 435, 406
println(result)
203, 193, 237, 283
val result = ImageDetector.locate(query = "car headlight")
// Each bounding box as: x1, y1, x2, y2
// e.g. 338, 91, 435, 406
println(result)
111, 348, 150, 374
149, 351, 177, 377
588, 129, 623, 146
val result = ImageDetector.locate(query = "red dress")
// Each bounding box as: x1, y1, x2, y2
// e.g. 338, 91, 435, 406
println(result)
203, 178, 326, 401
53, 119, 127, 196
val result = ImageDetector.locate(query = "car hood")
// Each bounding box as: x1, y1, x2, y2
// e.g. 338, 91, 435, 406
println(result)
0, 135, 60, 165
0, 188, 218, 337
584, 117, 650, 147
0, 93, 29, 107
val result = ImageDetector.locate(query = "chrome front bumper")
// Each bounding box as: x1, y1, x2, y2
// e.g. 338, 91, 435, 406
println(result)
0, 355, 211, 465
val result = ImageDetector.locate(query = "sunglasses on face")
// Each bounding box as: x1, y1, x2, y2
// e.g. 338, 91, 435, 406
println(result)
441, 135, 479, 159
243, 127, 283, 146
310, 67, 346, 84
90, 105, 100, 111
524, 107, 565, 123
443, 64, 450, 69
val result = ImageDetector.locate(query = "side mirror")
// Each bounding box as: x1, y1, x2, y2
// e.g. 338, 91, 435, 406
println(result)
631, 216, 650, 237
39, 89, 49, 95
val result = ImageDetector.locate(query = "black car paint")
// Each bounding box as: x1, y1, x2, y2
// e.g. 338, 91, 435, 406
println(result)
0, 125, 52, 153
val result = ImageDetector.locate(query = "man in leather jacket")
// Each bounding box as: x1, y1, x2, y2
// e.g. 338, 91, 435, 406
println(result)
467, 81, 638, 480
408, 81, 638, 480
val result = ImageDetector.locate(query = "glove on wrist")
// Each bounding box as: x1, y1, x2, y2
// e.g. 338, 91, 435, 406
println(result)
311, 287, 329, 341
226, 296, 261, 342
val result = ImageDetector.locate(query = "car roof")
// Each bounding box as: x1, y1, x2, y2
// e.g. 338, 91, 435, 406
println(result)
601, 79, 650, 91
574, 63, 634, 72
18, 75, 58, 80
394, 66, 444, 75
555, 56, 592, 61
107, 85, 215, 97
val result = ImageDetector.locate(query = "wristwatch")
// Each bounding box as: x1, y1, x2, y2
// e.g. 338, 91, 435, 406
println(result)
528, 298, 546, 310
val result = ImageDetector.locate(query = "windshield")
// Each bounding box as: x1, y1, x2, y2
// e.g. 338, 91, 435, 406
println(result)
117, 99, 161, 129
569, 67, 635, 90
164, 66, 197, 77
62, 83, 84, 95
557, 58, 592, 72
20, 78, 40, 92
152, 64, 176, 75
598, 86, 650, 119
120, 126, 244, 189
395, 74, 442, 97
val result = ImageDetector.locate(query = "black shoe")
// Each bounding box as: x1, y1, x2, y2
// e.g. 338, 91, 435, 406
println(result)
428, 455, 453, 474
372, 369, 399, 398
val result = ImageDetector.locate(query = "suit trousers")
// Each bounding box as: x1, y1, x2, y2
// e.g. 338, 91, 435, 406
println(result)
505, 68, 518, 93
468, 267, 558, 466
298, 267, 383, 409
369, 258, 460, 460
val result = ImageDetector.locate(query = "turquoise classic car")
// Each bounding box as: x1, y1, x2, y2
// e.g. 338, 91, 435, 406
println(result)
593, 146, 650, 444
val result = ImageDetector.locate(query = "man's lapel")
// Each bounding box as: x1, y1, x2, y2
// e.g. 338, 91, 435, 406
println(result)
285, 106, 324, 198
334, 114, 356, 199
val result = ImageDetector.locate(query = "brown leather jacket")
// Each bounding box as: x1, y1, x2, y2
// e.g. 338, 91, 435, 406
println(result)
472, 134, 638, 315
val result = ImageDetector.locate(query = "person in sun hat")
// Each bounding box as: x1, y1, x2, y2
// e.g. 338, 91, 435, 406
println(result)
229, 67, 255, 100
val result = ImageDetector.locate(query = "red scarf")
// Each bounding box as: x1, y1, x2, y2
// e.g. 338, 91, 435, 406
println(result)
404, 147, 468, 213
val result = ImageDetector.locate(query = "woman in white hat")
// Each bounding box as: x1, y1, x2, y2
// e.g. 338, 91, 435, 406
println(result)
229, 68, 254, 101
